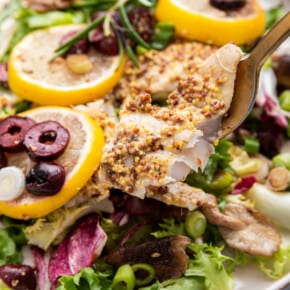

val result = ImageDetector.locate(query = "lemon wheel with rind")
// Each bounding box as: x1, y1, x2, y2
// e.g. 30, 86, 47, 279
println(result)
155, 0, 266, 46
8, 24, 125, 106
0, 106, 104, 219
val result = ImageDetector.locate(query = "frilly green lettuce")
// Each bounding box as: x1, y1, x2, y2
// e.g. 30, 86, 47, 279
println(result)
56, 267, 113, 290
257, 245, 290, 280
142, 243, 234, 290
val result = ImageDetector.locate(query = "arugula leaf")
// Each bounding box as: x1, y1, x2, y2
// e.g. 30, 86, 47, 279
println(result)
186, 243, 234, 290
56, 267, 113, 290
150, 219, 186, 238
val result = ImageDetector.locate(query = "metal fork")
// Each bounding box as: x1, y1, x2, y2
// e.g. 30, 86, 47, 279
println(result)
221, 12, 290, 137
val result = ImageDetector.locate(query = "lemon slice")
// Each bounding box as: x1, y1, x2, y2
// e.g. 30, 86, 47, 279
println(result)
155, 0, 265, 46
8, 24, 125, 106
0, 106, 104, 219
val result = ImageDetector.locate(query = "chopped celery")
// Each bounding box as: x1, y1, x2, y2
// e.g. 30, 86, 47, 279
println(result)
272, 153, 290, 170
243, 137, 260, 154
279, 90, 290, 112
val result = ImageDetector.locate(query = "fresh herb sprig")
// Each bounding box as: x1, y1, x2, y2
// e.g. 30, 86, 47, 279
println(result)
53, 0, 173, 66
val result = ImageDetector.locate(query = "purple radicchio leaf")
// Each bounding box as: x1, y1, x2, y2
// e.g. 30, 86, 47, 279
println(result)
232, 176, 257, 194
32, 247, 51, 290
45, 214, 107, 289
257, 68, 290, 128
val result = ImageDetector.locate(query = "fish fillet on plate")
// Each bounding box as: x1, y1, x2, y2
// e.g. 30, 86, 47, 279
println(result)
99, 43, 242, 206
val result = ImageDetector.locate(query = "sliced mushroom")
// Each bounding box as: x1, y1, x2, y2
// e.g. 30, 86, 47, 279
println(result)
105, 235, 191, 281
201, 194, 245, 230
218, 203, 281, 256
201, 194, 281, 256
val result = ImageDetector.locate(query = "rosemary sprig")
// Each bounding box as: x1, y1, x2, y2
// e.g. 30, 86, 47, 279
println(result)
51, 0, 152, 67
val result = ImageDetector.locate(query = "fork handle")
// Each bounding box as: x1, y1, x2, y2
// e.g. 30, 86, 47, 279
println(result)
248, 12, 290, 70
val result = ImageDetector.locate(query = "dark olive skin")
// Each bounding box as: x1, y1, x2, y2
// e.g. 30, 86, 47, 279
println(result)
60, 30, 90, 55
0, 264, 36, 290
0, 116, 36, 151
23, 121, 70, 161
128, 7, 155, 43
26, 162, 66, 196
210, 0, 246, 10
272, 54, 290, 89
0, 149, 7, 169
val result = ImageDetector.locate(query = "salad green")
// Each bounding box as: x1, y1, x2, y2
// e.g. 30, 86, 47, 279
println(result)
0, 0, 289, 290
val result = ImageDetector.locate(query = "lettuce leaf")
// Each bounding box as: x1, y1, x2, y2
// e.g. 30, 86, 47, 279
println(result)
0, 228, 22, 265
186, 243, 234, 290
150, 219, 186, 239
0, 216, 27, 265
257, 245, 290, 279
56, 267, 113, 290
141, 277, 205, 290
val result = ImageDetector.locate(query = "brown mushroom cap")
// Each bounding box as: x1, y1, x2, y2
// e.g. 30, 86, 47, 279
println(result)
105, 235, 191, 281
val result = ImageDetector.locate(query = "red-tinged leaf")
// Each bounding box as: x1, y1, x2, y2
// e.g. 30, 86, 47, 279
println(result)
232, 176, 257, 194
48, 237, 72, 290
32, 246, 50, 290
110, 211, 129, 226
68, 214, 107, 273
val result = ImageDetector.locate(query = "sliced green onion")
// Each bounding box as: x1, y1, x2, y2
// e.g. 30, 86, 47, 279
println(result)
131, 263, 156, 286
185, 211, 207, 239
52, 15, 105, 61
243, 137, 260, 154
113, 264, 135, 290
103, 13, 112, 37
272, 153, 290, 170
151, 22, 174, 50
279, 90, 290, 111
119, 5, 151, 49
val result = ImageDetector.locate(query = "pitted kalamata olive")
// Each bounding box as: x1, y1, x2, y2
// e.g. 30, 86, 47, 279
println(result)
210, 0, 246, 10
0, 149, 7, 169
26, 162, 66, 196
128, 7, 155, 43
0, 264, 36, 290
23, 121, 70, 161
272, 54, 290, 89
60, 30, 90, 55
89, 12, 119, 56
0, 116, 36, 151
